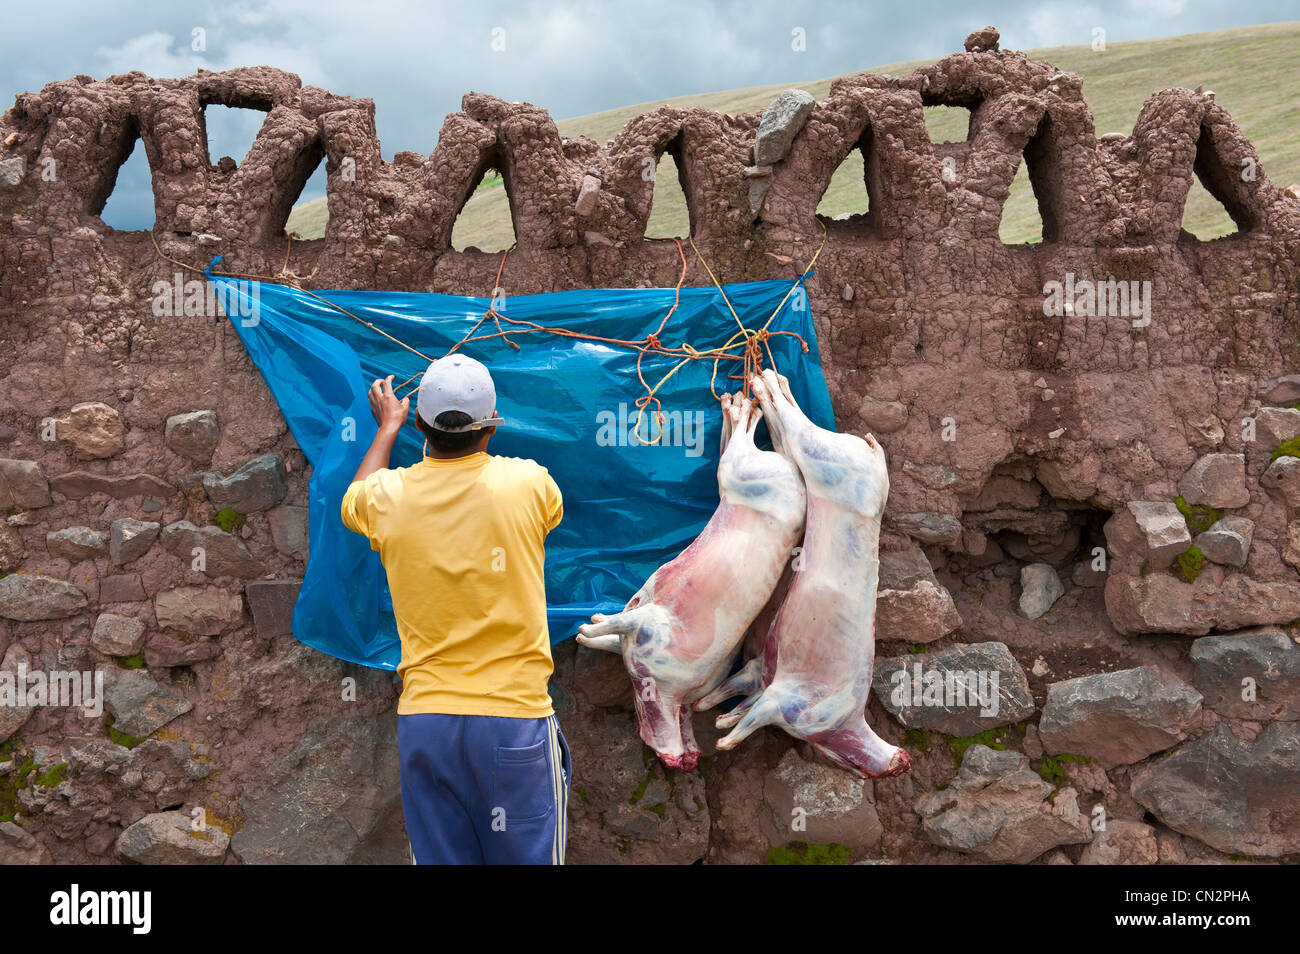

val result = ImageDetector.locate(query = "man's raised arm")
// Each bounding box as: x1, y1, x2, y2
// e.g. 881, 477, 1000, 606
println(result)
351, 375, 409, 485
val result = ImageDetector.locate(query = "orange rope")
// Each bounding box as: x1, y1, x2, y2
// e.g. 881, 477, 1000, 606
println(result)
155, 227, 825, 445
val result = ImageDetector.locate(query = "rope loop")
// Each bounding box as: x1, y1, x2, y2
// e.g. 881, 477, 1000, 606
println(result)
153, 223, 830, 423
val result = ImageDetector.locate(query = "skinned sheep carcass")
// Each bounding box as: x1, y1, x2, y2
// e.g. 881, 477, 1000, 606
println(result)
696, 369, 911, 779
576, 392, 805, 771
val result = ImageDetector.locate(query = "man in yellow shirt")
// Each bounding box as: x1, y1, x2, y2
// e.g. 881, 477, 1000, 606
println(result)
340, 354, 569, 864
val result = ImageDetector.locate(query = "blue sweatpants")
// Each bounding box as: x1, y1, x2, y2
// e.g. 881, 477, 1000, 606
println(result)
398, 712, 571, 865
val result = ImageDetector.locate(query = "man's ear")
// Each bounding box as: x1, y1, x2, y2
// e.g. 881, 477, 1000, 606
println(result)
484, 426, 497, 437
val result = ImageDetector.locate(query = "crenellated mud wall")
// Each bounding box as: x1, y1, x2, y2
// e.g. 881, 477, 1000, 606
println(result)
1, 28, 1297, 865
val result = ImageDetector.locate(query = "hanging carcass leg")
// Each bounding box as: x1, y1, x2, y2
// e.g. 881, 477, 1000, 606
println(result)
706, 368, 910, 779
576, 393, 805, 771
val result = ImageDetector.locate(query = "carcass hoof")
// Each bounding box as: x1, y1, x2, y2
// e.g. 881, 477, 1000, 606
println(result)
877, 747, 911, 778
656, 751, 698, 772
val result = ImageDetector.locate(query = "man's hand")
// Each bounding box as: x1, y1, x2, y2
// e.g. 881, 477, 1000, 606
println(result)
350, 376, 408, 486
369, 375, 410, 434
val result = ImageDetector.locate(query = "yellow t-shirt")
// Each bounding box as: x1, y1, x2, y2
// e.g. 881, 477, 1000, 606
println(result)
340, 451, 563, 718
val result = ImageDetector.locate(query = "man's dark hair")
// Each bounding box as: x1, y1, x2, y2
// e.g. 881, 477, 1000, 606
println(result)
415, 410, 484, 454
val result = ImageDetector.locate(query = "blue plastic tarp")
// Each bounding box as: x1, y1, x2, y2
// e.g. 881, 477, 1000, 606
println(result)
207, 260, 836, 670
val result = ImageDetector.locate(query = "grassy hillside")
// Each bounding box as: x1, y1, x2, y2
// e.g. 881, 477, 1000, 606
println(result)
285, 22, 1300, 248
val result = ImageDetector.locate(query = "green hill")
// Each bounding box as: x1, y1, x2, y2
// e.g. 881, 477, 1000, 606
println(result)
285, 22, 1300, 249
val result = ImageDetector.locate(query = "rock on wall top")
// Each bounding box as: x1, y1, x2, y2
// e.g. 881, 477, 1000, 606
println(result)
1, 31, 1297, 252
2, 29, 1299, 380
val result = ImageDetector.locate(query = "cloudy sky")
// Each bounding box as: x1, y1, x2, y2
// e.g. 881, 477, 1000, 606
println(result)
1, 0, 1294, 228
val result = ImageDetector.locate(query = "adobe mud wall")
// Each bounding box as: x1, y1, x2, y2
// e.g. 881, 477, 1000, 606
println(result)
0, 28, 1297, 865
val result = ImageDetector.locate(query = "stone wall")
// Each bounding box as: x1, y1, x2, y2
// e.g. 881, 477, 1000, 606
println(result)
1, 28, 1297, 864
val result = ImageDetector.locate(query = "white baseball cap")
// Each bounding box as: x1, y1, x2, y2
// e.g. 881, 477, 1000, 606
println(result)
415, 354, 505, 432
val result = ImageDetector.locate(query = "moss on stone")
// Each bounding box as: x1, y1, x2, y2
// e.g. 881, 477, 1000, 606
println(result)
628, 762, 658, 805
34, 762, 68, 788
907, 643, 927, 654
105, 715, 148, 749
1271, 436, 1300, 462
947, 728, 1005, 769
1177, 545, 1206, 583
902, 728, 933, 753
214, 507, 247, 532
0, 754, 36, 823
765, 841, 850, 865
1175, 495, 1222, 534
1036, 752, 1092, 786
115, 654, 146, 670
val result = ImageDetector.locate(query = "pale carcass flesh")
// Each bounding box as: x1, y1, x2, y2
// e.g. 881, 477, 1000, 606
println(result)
576, 393, 805, 771
696, 368, 911, 778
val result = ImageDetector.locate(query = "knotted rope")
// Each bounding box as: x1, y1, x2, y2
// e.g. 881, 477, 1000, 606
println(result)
152, 222, 826, 445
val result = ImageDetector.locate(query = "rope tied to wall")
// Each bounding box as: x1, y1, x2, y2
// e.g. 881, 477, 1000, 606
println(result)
151, 222, 825, 446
